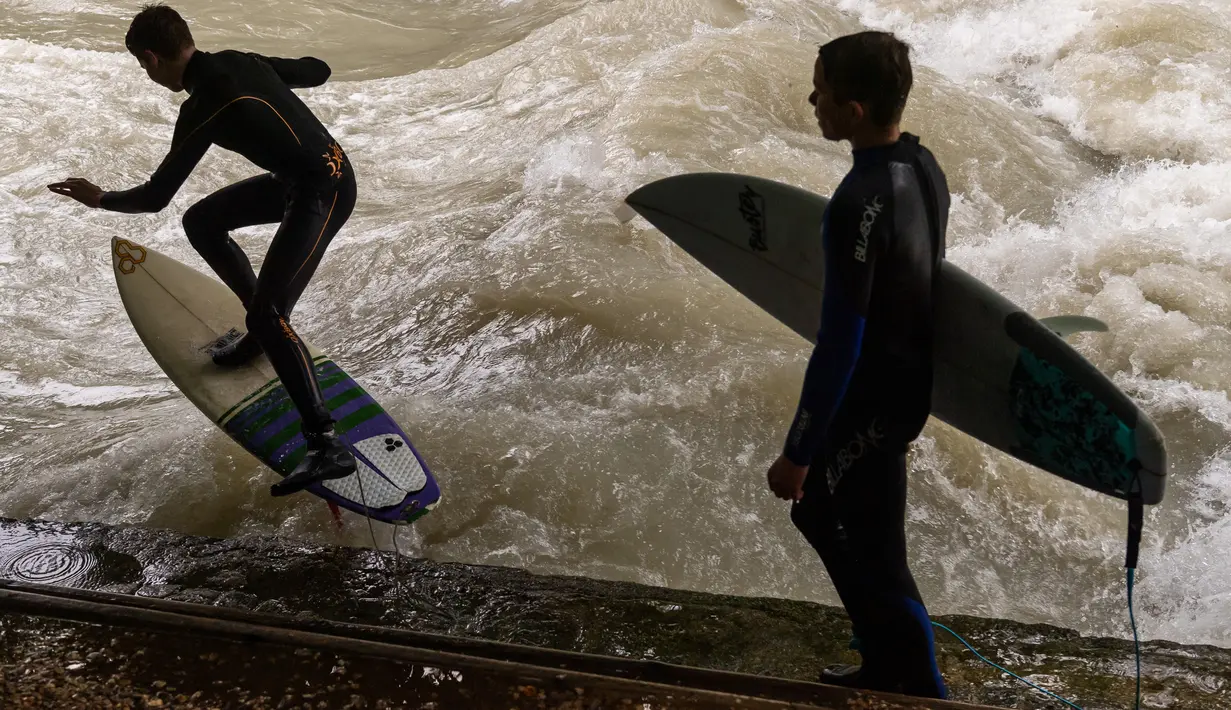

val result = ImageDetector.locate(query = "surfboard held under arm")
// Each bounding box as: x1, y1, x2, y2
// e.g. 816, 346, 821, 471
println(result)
622, 173, 1165, 505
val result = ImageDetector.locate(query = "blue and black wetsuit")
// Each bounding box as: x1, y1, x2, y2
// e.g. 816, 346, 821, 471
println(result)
785, 132, 949, 699
101, 49, 357, 440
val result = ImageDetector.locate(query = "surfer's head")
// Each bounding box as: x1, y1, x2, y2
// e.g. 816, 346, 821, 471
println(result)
810, 31, 912, 146
125, 3, 195, 93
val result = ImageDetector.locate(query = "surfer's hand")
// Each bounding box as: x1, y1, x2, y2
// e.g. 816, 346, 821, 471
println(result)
48, 178, 103, 208
767, 455, 808, 502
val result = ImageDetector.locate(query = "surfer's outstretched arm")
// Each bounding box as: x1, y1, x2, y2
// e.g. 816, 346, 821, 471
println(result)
48, 108, 210, 213
782, 190, 885, 467
256, 54, 332, 89
98, 111, 211, 213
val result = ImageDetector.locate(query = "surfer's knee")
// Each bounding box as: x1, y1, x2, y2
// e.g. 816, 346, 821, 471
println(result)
245, 298, 298, 340
182, 201, 218, 249
244, 299, 279, 334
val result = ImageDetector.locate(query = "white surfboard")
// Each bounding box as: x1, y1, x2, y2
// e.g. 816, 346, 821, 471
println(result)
623, 174, 1166, 505
109, 237, 441, 523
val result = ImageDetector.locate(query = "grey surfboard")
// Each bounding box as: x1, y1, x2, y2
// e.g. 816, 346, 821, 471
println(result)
623, 173, 1166, 505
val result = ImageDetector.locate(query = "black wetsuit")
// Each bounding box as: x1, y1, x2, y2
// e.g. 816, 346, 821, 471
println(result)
101, 49, 357, 437
784, 133, 948, 699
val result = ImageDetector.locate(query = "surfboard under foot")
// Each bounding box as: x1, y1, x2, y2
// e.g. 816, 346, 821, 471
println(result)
110, 237, 441, 524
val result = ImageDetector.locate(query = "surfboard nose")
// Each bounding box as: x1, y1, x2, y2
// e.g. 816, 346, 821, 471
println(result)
111, 237, 149, 276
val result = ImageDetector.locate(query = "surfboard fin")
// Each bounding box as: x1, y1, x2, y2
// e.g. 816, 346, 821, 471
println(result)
613, 202, 638, 224
1039, 315, 1109, 339
328, 501, 344, 531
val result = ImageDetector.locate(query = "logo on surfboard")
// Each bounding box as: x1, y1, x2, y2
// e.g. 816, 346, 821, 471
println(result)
112, 239, 147, 275
738, 185, 768, 252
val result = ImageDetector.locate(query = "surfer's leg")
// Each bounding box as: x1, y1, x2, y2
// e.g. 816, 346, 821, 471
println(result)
789, 451, 876, 674
182, 174, 289, 367
831, 419, 945, 699
790, 421, 890, 691
182, 174, 285, 306
246, 164, 358, 497
792, 414, 946, 699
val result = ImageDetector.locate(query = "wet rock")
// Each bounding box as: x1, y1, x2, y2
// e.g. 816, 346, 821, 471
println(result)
206, 570, 247, 590
2, 516, 1228, 710
254, 599, 292, 615
136, 584, 182, 598
214, 590, 260, 608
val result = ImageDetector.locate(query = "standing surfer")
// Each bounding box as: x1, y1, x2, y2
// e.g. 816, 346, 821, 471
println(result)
765, 30, 951, 699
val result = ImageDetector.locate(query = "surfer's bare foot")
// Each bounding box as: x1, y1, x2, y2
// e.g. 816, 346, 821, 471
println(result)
211, 332, 264, 367
270, 430, 356, 497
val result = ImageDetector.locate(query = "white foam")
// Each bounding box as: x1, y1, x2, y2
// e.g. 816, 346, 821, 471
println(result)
1135, 451, 1231, 647
523, 134, 609, 194
0, 0, 122, 15
833, 0, 1231, 163
0, 371, 163, 408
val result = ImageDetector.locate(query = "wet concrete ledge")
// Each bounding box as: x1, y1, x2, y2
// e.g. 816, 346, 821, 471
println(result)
2, 581, 982, 710
1, 517, 1227, 709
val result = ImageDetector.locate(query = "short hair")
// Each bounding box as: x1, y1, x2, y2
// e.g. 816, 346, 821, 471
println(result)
125, 3, 194, 59
819, 31, 913, 127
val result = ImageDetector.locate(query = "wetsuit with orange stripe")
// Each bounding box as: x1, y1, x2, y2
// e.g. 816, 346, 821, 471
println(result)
101, 48, 357, 442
